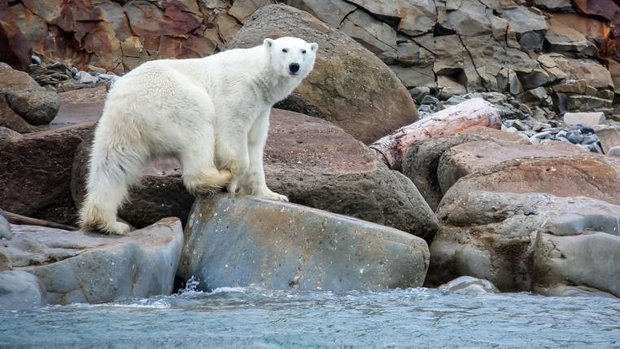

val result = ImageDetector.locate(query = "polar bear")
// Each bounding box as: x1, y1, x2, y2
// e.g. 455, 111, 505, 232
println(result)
79, 37, 318, 235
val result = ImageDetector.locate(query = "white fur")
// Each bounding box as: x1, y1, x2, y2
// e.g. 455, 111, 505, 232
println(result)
79, 37, 318, 235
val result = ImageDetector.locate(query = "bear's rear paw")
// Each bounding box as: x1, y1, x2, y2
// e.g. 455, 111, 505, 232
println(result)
259, 191, 289, 202
105, 222, 131, 235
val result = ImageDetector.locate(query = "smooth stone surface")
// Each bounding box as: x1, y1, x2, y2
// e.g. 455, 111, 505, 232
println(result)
0, 211, 11, 240
0, 270, 45, 310
438, 276, 500, 296
0, 218, 183, 305
179, 195, 430, 292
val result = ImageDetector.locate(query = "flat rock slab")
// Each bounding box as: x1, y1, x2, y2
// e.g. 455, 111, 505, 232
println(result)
0, 218, 183, 306
179, 195, 430, 292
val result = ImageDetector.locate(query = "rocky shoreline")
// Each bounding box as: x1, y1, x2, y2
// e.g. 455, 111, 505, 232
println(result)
1, 1, 620, 309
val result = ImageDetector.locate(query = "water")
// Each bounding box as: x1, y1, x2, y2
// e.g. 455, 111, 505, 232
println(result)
1, 287, 619, 349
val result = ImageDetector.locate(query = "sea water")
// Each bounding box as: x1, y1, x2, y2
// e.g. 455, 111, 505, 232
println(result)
1, 287, 619, 348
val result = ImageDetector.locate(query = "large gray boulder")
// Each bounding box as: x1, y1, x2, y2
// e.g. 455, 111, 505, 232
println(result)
428, 191, 620, 296
0, 218, 183, 305
179, 195, 430, 292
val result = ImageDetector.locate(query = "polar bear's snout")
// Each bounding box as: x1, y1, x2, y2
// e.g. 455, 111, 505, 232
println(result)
289, 63, 300, 75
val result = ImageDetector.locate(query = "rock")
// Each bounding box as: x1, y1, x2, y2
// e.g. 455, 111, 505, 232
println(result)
441, 1, 492, 37
1, 218, 183, 305
179, 195, 430, 292
282, 0, 357, 29
563, 112, 607, 127
0, 2, 32, 71
544, 285, 617, 298
545, 14, 599, 58
0, 271, 45, 310
345, 0, 436, 37
227, 4, 418, 143
533, 0, 573, 11
0, 210, 11, 240
75, 71, 98, 84
339, 9, 397, 59
402, 126, 527, 211
439, 155, 620, 207
0, 123, 94, 225
428, 191, 620, 293
567, 95, 613, 114
71, 108, 438, 240
540, 54, 614, 89
503, 6, 547, 50
437, 140, 585, 196
0, 94, 39, 133
51, 85, 107, 129
608, 146, 620, 157
0, 63, 59, 126
438, 276, 500, 296
532, 206, 620, 297
596, 127, 620, 154
553, 79, 588, 94
573, 0, 619, 23
228, 0, 273, 22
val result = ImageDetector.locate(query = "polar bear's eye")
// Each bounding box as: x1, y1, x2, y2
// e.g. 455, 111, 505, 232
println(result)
282, 48, 288, 53
301, 49, 307, 54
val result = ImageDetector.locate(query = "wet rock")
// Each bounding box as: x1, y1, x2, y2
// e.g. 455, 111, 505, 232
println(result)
0, 123, 94, 225
0, 218, 183, 305
179, 195, 430, 292
428, 192, 620, 293
0, 271, 45, 310
402, 126, 527, 211
227, 4, 418, 143
532, 206, 620, 297
438, 276, 500, 296
563, 112, 607, 127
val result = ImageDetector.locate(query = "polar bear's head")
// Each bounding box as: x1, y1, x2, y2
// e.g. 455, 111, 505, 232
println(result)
264, 37, 318, 79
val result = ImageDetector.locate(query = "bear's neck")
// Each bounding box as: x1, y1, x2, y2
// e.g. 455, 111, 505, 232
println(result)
253, 54, 303, 105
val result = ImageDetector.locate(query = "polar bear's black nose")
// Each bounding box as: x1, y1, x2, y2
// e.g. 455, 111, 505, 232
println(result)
289, 63, 300, 74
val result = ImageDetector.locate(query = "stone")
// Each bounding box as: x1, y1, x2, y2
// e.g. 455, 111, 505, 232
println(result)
532, 209, 620, 297
0, 94, 39, 133
339, 9, 397, 58
441, 1, 492, 37
1, 218, 183, 305
541, 54, 614, 89
552, 79, 588, 94
71, 108, 438, 240
437, 140, 585, 196
282, 0, 357, 29
227, 4, 418, 143
428, 192, 620, 293
179, 195, 430, 292
228, 0, 272, 22
545, 14, 599, 57
567, 95, 613, 114
0, 2, 32, 72
533, 0, 573, 11
0, 210, 11, 240
595, 128, 620, 154
402, 126, 527, 211
0, 63, 59, 126
608, 59, 620, 95
0, 123, 93, 225
563, 112, 607, 127
438, 276, 500, 296
503, 6, 547, 50
437, 75, 467, 99
608, 146, 620, 157
439, 155, 620, 207
345, 0, 436, 36
0, 271, 45, 310
573, 0, 620, 23
75, 71, 98, 84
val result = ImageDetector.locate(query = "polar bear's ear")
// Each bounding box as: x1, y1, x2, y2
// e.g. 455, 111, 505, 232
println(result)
264, 38, 274, 49
310, 43, 319, 52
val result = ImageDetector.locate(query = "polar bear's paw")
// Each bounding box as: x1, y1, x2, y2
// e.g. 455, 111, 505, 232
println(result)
106, 221, 131, 235
258, 190, 289, 202
184, 169, 232, 195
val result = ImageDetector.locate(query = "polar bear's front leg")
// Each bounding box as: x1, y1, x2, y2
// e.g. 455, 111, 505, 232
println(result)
238, 112, 288, 201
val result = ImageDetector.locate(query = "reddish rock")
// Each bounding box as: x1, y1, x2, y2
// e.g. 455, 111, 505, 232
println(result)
437, 140, 586, 195
0, 1, 32, 72
573, 0, 620, 23
402, 126, 528, 211
0, 123, 94, 225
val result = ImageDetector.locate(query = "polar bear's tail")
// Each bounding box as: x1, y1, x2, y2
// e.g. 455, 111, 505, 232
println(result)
79, 138, 146, 235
